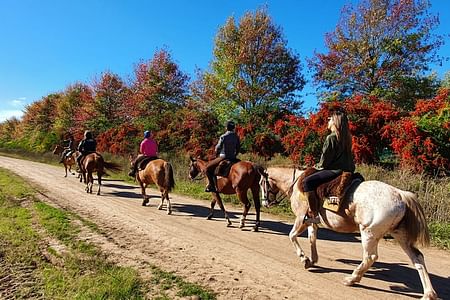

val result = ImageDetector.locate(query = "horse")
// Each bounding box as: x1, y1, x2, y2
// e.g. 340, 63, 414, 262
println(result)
259, 166, 437, 300
52, 144, 78, 177
188, 157, 264, 231
129, 155, 175, 214
78, 152, 122, 195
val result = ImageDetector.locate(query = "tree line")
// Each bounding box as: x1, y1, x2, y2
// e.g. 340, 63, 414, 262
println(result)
0, 0, 449, 174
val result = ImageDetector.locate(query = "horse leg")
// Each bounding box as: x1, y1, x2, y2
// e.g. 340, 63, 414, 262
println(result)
214, 193, 232, 226
96, 173, 101, 195
289, 214, 312, 268
308, 223, 319, 265
251, 186, 261, 232
343, 226, 379, 286
237, 190, 250, 229
206, 196, 217, 220
157, 188, 164, 211
163, 190, 171, 215
141, 182, 149, 206
390, 229, 437, 300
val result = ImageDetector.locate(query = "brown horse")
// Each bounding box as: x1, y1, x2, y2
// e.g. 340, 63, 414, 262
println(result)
188, 157, 264, 231
52, 144, 78, 177
79, 152, 121, 195
129, 155, 175, 214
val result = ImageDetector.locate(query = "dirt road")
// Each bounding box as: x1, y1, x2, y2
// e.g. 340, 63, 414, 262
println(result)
0, 156, 449, 299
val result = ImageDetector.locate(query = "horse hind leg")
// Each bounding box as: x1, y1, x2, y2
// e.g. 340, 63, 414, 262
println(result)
344, 226, 379, 286
237, 190, 250, 230
390, 229, 437, 300
158, 190, 171, 215
96, 173, 102, 195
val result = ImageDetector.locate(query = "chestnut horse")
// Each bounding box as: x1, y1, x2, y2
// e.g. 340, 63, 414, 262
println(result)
52, 144, 78, 177
260, 166, 437, 300
188, 157, 264, 231
79, 153, 121, 195
129, 156, 175, 214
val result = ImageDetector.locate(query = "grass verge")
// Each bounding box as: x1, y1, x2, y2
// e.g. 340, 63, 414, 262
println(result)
0, 167, 215, 299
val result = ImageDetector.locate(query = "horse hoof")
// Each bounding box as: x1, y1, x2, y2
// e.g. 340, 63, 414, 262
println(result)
167, 210, 172, 215
227, 220, 232, 227
206, 214, 213, 220
252, 226, 259, 232
343, 276, 357, 286
301, 257, 314, 269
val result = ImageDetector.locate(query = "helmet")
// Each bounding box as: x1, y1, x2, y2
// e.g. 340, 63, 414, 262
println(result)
226, 120, 235, 131
84, 130, 93, 139
144, 130, 151, 138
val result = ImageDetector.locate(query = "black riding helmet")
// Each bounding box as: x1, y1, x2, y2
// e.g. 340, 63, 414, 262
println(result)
226, 120, 235, 131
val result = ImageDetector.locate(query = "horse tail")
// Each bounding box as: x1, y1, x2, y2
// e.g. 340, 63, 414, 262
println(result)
103, 161, 122, 173
399, 190, 430, 247
164, 162, 175, 192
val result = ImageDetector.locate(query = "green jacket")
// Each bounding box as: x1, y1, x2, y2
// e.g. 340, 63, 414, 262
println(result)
317, 132, 355, 172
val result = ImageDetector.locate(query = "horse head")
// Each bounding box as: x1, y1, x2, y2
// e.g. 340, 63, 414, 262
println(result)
259, 171, 280, 208
53, 144, 63, 155
188, 156, 201, 180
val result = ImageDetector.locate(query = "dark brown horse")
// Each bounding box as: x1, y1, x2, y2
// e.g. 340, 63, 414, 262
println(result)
129, 155, 175, 214
52, 144, 79, 177
79, 152, 121, 195
188, 157, 264, 231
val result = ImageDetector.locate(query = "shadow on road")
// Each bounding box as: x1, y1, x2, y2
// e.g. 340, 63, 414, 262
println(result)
310, 258, 450, 299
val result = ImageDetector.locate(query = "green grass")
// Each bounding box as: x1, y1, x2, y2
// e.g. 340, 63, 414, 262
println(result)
150, 266, 216, 300
0, 167, 215, 299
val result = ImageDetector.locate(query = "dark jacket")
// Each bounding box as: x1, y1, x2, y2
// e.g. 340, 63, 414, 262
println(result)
215, 131, 240, 160
317, 132, 355, 172
78, 139, 97, 155
64, 138, 74, 150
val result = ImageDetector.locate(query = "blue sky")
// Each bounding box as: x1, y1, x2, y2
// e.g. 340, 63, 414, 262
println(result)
1, 0, 449, 122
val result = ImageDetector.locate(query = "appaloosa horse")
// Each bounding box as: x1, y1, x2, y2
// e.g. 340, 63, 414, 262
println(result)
129, 155, 175, 214
260, 166, 437, 300
52, 144, 78, 177
79, 152, 121, 195
189, 157, 264, 231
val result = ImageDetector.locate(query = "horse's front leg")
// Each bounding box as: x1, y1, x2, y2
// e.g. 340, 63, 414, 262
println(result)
308, 223, 319, 264
289, 215, 312, 268
206, 196, 217, 220
212, 193, 232, 227
64, 165, 68, 177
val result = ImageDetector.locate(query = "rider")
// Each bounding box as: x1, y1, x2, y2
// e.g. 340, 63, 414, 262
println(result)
59, 134, 75, 163
76, 130, 97, 171
204, 120, 240, 192
128, 130, 158, 177
303, 110, 355, 223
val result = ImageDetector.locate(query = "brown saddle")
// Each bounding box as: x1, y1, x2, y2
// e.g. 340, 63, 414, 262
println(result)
214, 159, 241, 177
138, 156, 158, 170
298, 167, 364, 212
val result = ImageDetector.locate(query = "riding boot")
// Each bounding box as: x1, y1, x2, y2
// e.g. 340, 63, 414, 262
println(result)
205, 172, 217, 192
128, 164, 136, 177
304, 191, 320, 224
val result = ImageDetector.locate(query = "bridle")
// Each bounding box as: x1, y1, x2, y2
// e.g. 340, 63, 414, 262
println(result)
261, 168, 299, 207
189, 160, 206, 181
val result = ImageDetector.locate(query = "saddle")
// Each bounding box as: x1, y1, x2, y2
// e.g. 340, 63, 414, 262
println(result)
137, 156, 158, 170
299, 167, 364, 212
214, 158, 241, 177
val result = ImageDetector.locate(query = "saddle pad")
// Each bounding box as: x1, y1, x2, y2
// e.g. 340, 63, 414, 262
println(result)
214, 159, 240, 177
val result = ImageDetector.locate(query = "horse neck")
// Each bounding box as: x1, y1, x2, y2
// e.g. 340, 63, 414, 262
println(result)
196, 159, 208, 172
269, 167, 302, 196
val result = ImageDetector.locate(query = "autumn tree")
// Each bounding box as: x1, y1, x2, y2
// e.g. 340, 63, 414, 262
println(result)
310, 0, 443, 109
90, 72, 129, 132
129, 49, 190, 132
54, 83, 92, 137
192, 8, 305, 154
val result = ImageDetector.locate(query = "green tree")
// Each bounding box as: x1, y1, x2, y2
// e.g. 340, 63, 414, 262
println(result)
310, 0, 443, 110
192, 8, 305, 125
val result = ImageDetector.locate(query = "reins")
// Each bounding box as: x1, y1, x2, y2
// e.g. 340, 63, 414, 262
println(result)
264, 168, 299, 207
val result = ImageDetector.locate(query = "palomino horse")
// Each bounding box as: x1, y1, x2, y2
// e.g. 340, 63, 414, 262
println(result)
129, 156, 175, 214
189, 157, 264, 231
79, 152, 121, 195
52, 144, 78, 177
260, 167, 437, 300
